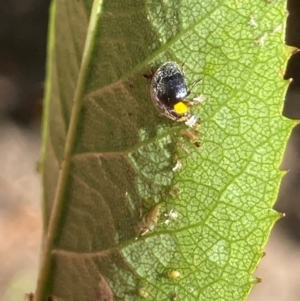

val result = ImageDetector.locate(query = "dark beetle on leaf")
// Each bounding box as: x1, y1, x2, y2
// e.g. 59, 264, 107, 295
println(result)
147, 61, 201, 127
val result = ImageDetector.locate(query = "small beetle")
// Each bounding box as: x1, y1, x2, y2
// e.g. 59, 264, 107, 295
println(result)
148, 61, 200, 126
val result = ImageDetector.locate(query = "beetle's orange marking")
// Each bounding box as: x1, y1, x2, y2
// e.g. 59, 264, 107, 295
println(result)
174, 102, 188, 114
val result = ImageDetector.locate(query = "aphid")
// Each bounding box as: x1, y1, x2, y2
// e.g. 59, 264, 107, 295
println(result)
168, 270, 181, 279
147, 61, 201, 127
136, 204, 161, 237
139, 288, 149, 298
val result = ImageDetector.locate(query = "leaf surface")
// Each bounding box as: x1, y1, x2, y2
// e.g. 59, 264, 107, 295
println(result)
37, 0, 293, 301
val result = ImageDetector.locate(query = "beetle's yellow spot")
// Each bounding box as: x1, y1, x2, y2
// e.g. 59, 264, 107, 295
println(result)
174, 102, 188, 114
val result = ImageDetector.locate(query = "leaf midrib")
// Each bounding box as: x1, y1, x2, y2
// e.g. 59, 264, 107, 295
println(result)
36, 1, 104, 300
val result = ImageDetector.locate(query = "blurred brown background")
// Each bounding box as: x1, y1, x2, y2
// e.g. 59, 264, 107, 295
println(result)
0, 1, 49, 300
0, 0, 300, 300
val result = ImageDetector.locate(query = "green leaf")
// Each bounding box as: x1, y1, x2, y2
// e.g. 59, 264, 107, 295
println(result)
36, 0, 293, 301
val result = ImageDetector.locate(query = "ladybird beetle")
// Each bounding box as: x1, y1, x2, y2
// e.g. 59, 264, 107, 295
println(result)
148, 61, 200, 127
